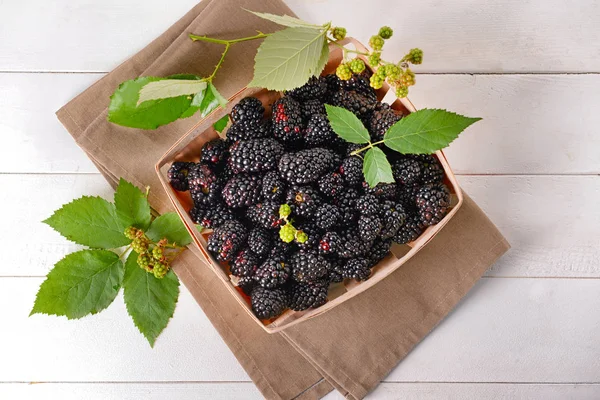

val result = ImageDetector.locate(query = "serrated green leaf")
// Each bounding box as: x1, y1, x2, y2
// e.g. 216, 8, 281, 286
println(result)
384, 109, 482, 154
179, 88, 207, 119
146, 212, 192, 246
246, 10, 325, 29
137, 80, 207, 105
363, 147, 394, 188
325, 105, 370, 144
249, 27, 328, 91
44, 196, 130, 249
108, 77, 194, 129
30, 250, 123, 319
199, 83, 228, 117
213, 115, 229, 133
114, 178, 151, 231
123, 251, 179, 347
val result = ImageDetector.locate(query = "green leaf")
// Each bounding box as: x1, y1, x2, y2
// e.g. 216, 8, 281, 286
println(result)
384, 109, 482, 154
123, 251, 179, 347
213, 115, 229, 133
30, 250, 123, 319
44, 196, 130, 249
108, 77, 194, 129
325, 105, 370, 144
246, 10, 325, 29
363, 147, 394, 188
198, 83, 228, 117
137, 80, 207, 105
179, 87, 207, 119
114, 178, 151, 231
146, 212, 192, 246
250, 27, 328, 91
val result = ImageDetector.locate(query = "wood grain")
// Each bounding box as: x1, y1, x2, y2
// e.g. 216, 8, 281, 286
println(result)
2, 73, 600, 174
4, 277, 600, 383
1, 0, 599, 73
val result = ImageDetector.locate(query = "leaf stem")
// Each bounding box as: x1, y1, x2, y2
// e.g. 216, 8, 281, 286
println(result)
350, 139, 385, 156
118, 245, 132, 261
327, 38, 369, 56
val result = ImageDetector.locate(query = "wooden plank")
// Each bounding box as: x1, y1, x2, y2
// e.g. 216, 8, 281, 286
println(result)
1, 0, 599, 73
2, 73, 600, 174
3, 277, 600, 383
2, 383, 598, 400
2, 174, 598, 278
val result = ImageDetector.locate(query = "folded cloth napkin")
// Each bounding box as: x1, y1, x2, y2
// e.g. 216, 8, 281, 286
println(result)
57, 0, 510, 398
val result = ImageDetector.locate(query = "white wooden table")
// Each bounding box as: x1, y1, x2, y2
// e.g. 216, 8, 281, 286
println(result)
1, 0, 599, 398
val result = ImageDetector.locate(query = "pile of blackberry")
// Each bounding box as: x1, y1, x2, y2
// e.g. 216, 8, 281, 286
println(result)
167, 72, 451, 321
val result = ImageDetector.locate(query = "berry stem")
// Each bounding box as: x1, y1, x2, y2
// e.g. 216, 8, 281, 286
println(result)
327, 38, 369, 56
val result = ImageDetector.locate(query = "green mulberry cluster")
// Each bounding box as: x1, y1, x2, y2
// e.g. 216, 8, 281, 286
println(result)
125, 225, 180, 279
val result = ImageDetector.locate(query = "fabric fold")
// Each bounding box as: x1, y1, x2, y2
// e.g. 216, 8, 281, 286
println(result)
56, 1, 509, 398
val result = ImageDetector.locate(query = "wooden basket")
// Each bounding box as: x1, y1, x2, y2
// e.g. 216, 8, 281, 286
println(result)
155, 38, 464, 333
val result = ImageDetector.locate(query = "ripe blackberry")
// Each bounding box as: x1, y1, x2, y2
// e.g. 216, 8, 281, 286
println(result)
270, 231, 294, 260
323, 74, 341, 97
294, 223, 322, 251
189, 201, 234, 229
247, 228, 271, 258
363, 182, 397, 200
228, 138, 284, 173
317, 172, 344, 198
247, 202, 285, 230
303, 113, 336, 147
319, 231, 342, 257
392, 157, 423, 186
236, 276, 255, 296
327, 258, 345, 283
200, 139, 229, 166
289, 250, 330, 283
369, 107, 402, 141
367, 239, 392, 268
272, 96, 304, 144
289, 279, 329, 311
301, 99, 326, 121
339, 73, 377, 102
278, 148, 337, 185
416, 183, 451, 226
226, 120, 272, 142
396, 184, 419, 212
339, 156, 363, 186
287, 76, 327, 101
332, 188, 359, 226
230, 97, 264, 125
416, 155, 445, 184
356, 194, 380, 215
167, 161, 193, 191
230, 248, 260, 278
314, 204, 341, 230
254, 257, 291, 289
338, 229, 373, 259
331, 90, 377, 117
222, 174, 263, 208
345, 143, 363, 156
393, 212, 423, 244
358, 214, 382, 242
188, 163, 222, 206
341, 258, 371, 281
250, 286, 288, 320
207, 220, 248, 262
379, 200, 407, 239
261, 171, 286, 203
286, 186, 322, 218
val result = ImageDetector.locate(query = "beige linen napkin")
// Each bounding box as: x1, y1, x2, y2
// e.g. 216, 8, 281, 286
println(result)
57, 1, 509, 398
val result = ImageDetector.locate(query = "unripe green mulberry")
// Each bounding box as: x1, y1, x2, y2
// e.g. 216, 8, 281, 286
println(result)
331, 27, 347, 40
404, 48, 423, 65
367, 52, 381, 66
378, 26, 393, 39
369, 35, 385, 51
384, 64, 402, 80
395, 85, 409, 98
132, 236, 150, 254
279, 204, 292, 218
137, 252, 153, 272
399, 69, 416, 87
153, 262, 169, 279
336, 64, 352, 80
370, 74, 384, 89
279, 223, 296, 243
152, 246, 164, 261
349, 58, 366, 73
124, 226, 139, 240
295, 231, 308, 244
